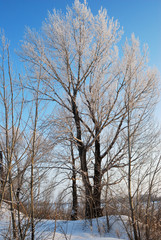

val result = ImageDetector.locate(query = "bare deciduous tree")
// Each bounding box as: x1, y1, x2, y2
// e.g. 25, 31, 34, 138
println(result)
19, 0, 159, 220
0, 34, 26, 239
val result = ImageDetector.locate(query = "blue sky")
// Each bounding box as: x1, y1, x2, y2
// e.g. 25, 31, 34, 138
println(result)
0, 0, 161, 120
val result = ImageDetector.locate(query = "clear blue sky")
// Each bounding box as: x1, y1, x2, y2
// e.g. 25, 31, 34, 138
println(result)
0, 0, 161, 120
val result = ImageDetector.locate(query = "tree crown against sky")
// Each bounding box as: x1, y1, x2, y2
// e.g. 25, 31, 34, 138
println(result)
0, 2, 160, 239
17, 0, 160, 219
0, 0, 160, 111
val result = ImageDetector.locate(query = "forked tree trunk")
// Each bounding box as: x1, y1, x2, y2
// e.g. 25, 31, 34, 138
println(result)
72, 98, 102, 219
72, 98, 93, 218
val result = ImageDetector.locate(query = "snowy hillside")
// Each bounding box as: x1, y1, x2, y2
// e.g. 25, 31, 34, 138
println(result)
36, 216, 129, 240
0, 202, 129, 240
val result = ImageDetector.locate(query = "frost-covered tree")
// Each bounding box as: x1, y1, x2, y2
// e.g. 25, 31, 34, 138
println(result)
0, 34, 25, 239
20, 0, 159, 218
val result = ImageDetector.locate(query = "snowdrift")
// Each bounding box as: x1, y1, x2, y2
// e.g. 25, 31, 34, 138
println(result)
0, 202, 129, 240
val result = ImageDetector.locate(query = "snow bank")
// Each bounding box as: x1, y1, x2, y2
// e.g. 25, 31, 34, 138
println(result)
0, 202, 129, 240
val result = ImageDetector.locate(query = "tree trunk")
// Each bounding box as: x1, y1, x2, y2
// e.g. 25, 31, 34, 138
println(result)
127, 95, 139, 240
0, 151, 3, 200
72, 97, 93, 218
93, 130, 102, 217
71, 142, 78, 220
17, 186, 23, 240
79, 146, 93, 218
9, 172, 17, 239
31, 161, 34, 240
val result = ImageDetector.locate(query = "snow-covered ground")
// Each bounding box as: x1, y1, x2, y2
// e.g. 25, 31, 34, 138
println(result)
0, 202, 129, 240
36, 216, 129, 240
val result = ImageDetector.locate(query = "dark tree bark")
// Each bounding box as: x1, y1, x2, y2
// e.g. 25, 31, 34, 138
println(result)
93, 128, 102, 218
71, 142, 78, 220
72, 97, 93, 218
